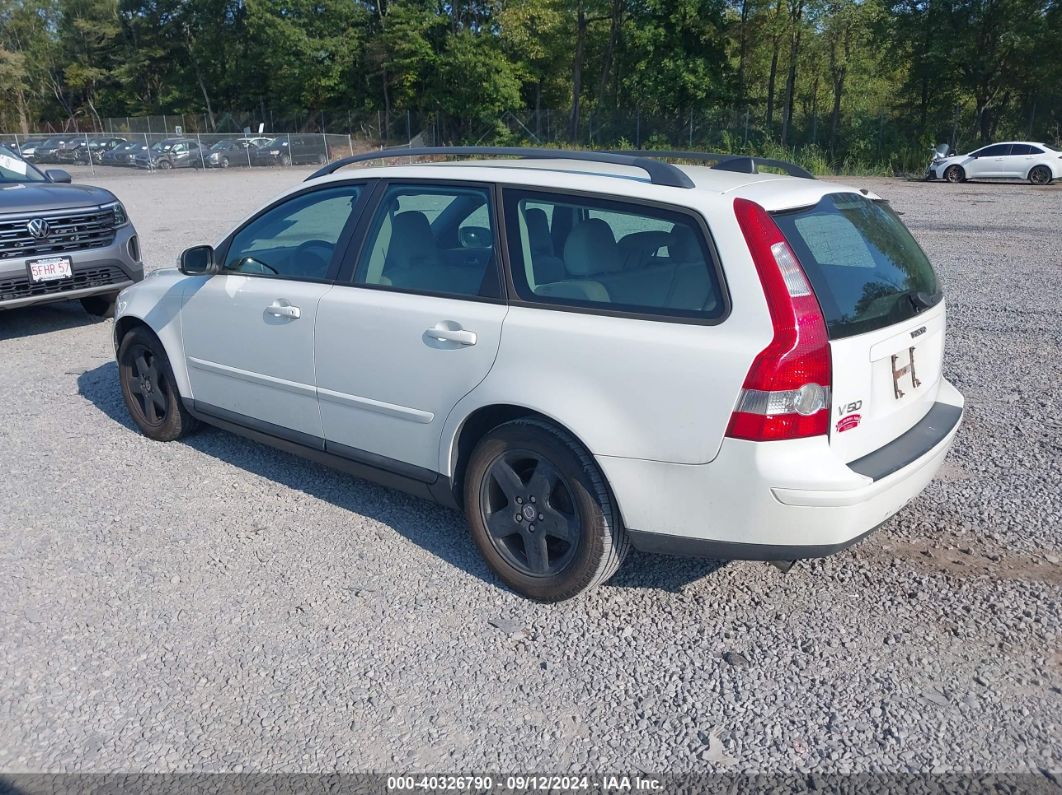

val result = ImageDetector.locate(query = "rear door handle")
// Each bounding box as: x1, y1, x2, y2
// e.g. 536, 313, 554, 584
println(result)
266, 301, 301, 319
427, 325, 477, 346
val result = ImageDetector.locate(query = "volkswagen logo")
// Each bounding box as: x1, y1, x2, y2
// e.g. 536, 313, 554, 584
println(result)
27, 218, 49, 239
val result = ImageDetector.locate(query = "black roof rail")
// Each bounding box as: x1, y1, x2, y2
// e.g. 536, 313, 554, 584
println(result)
305, 146, 696, 189
603, 149, 815, 180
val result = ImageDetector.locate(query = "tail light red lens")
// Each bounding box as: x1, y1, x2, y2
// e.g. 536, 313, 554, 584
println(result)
726, 197, 832, 441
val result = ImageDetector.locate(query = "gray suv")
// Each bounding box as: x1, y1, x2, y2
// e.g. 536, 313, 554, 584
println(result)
0, 145, 143, 316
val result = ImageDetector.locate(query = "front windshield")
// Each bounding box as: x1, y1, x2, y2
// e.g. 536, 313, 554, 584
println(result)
1044, 144, 1061, 152
211, 141, 232, 151
151, 142, 174, 152
0, 145, 47, 183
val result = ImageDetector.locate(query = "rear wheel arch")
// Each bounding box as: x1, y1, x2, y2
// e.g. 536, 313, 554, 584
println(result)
449, 405, 604, 510
1028, 165, 1052, 185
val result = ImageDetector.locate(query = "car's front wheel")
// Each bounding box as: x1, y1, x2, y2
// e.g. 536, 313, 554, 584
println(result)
944, 165, 965, 183
80, 292, 118, 318
117, 326, 198, 442
1029, 165, 1052, 186
464, 418, 629, 601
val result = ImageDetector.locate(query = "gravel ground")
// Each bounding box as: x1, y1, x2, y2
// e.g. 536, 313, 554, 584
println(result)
0, 165, 1059, 776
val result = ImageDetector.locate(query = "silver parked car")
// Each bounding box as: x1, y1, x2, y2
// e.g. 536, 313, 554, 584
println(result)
0, 145, 143, 316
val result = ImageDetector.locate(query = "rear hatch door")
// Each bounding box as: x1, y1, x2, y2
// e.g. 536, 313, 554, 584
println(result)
771, 191, 946, 463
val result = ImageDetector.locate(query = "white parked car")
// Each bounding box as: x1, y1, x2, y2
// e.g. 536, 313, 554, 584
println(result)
927, 141, 1061, 184
113, 147, 964, 601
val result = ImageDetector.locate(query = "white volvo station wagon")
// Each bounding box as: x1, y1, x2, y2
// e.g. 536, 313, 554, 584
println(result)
114, 147, 964, 601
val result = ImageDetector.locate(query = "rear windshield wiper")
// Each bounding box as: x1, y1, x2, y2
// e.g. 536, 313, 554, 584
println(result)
904, 289, 939, 312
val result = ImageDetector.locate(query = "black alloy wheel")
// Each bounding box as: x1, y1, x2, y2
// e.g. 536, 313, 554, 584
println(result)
480, 450, 581, 577
464, 418, 629, 601
1029, 166, 1051, 185
117, 326, 197, 442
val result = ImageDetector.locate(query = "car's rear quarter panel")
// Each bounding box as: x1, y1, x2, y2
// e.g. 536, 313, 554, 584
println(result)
440, 188, 773, 470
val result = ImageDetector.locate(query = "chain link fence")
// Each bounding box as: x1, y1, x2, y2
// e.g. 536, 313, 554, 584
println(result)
7, 105, 1053, 176
0, 130, 361, 176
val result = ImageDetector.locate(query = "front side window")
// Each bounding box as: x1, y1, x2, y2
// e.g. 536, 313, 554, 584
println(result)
502, 189, 725, 319
353, 184, 499, 299
224, 185, 362, 280
974, 144, 1011, 157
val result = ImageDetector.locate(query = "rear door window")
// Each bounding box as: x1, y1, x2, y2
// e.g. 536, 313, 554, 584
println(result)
772, 193, 941, 339
353, 184, 500, 299
501, 189, 726, 320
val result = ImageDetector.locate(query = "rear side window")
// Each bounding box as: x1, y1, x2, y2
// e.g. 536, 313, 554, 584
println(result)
773, 193, 941, 339
353, 184, 499, 299
502, 189, 725, 320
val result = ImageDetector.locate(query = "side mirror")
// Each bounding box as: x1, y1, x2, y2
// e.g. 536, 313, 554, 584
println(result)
179, 245, 217, 275
46, 169, 72, 184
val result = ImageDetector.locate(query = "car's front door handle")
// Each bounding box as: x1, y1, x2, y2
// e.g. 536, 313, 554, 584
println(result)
427, 325, 477, 346
266, 301, 301, 319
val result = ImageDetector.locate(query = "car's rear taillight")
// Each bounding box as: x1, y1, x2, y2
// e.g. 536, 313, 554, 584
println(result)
726, 198, 831, 442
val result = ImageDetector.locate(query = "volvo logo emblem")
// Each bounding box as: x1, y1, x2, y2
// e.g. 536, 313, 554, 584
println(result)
27, 218, 49, 239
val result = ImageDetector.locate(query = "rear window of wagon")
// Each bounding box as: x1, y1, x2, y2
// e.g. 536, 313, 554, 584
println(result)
772, 192, 942, 339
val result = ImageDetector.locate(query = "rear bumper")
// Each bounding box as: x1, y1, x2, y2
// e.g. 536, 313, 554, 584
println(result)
601, 378, 964, 560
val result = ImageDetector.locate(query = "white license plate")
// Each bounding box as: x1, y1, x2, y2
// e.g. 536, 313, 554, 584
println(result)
27, 257, 73, 283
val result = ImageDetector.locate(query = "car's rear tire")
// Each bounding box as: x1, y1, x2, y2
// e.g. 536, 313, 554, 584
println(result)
117, 326, 198, 442
1029, 165, 1052, 186
463, 418, 629, 601
944, 165, 965, 183
80, 293, 118, 318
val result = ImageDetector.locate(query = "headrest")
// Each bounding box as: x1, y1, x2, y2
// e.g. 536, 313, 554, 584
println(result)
669, 224, 702, 261
563, 219, 620, 276
524, 208, 554, 256
386, 211, 438, 270
666, 222, 700, 260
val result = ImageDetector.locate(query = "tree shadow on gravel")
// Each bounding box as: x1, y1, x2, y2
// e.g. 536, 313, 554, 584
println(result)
0, 301, 101, 341
77, 361, 731, 596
